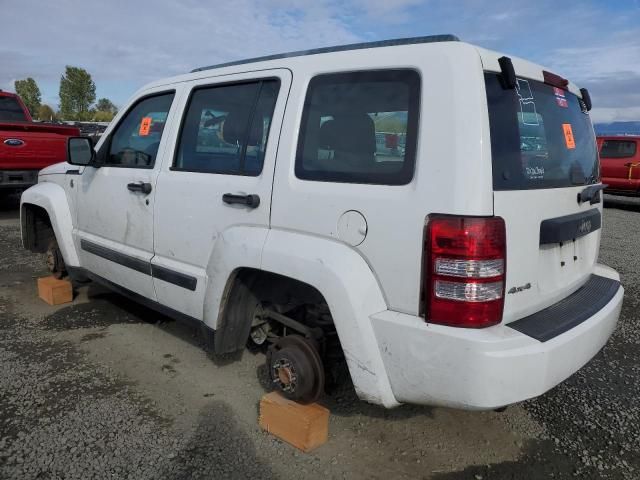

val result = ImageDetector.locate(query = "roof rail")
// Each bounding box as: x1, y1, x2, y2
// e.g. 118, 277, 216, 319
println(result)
191, 34, 459, 73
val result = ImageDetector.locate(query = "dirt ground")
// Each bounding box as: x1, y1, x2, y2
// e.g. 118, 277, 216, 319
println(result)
0, 191, 638, 479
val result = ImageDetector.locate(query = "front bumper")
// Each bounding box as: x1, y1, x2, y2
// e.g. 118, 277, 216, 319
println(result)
0, 170, 38, 189
370, 266, 623, 410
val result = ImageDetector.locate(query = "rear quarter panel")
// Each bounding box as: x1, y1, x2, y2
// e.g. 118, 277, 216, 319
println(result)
269, 42, 493, 316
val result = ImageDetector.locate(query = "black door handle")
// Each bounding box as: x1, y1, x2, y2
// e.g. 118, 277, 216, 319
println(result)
222, 193, 260, 208
127, 182, 152, 194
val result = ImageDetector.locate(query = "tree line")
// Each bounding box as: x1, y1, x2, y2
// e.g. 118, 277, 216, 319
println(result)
14, 66, 118, 122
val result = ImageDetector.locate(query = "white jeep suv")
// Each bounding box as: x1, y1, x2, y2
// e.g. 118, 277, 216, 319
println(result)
21, 35, 623, 409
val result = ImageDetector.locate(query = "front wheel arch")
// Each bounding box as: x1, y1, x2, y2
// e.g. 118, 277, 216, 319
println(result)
21, 203, 55, 254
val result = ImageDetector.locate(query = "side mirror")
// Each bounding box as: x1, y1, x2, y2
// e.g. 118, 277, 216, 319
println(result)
67, 137, 95, 166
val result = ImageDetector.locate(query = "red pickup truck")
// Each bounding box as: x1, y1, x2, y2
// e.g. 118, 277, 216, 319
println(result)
597, 136, 640, 196
0, 90, 79, 192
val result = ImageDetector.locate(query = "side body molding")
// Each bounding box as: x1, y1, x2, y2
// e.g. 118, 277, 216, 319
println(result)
20, 182, 80, 267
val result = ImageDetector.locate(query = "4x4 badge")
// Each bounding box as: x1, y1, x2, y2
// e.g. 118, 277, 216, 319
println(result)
508, 283, 532, 294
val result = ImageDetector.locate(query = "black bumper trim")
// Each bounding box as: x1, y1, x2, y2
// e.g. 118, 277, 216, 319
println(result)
0, 169, 38, 188
507, 274, 620, 342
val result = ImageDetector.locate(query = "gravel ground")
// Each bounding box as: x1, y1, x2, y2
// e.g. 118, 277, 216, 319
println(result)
0, 191, 638, 479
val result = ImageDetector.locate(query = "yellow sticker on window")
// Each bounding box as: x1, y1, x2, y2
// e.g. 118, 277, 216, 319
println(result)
562, 123, 575, 149
139, 117, 152, 136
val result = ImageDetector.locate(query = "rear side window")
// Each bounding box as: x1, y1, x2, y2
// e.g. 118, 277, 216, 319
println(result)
174, 79, 280, 176
295, 70, 420, 185
485, 72, 599, 190
0, 96, 28, 122
599, 140, 637, 158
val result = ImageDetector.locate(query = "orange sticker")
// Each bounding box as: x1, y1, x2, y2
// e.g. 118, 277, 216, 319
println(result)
139, 117, 152, 136
562, 123, 575, 149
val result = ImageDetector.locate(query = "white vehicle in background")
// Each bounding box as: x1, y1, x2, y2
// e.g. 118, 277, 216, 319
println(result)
21, 35, 623, 409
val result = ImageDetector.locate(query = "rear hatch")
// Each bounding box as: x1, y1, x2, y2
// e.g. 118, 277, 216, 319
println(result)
484, 72, 602, 323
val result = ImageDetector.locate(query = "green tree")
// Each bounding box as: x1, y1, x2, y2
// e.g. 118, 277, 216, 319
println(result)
37, 104, 57, 122
59, 66, 96, 120
14, 77, 42, 117
92, 110, 116, 122
95, 97, 117, 114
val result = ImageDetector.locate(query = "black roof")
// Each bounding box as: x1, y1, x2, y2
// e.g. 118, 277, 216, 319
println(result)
191, 34, 459, 73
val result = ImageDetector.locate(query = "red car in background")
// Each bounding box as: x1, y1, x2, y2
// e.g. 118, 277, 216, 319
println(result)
597, 136, 640, 196
0, 90, 79, 193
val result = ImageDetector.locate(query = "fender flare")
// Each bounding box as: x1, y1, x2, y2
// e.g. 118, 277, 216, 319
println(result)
202, 225, 268, 327
258, 229, 398, 407
20, 182, 80, 267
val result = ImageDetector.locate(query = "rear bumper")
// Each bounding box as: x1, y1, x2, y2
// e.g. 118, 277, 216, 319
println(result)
604, 189, 640, 198
370, 265, 623, 410
0, 170, 38, 189
603, 177, 640, 196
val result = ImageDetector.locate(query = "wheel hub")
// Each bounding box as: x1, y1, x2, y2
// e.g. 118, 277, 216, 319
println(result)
46, 249, 56, 273
267, 334, 325, 403
273, 359, 297, 392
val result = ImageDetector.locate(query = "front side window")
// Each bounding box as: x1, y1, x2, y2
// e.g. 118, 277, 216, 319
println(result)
174, 79, 280, 175
295, 70, 420, 185
0, 96, 28, 122
485, 73, 599, 190
104, 93, 175, 168
599, 140, 637, 159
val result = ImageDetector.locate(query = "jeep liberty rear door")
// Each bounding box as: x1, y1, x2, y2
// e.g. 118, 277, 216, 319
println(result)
151, 69, 291, 320
485, 72, 602, 324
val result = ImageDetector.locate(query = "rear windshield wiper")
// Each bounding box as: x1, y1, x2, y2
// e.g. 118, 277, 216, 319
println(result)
577, 184, 608, 205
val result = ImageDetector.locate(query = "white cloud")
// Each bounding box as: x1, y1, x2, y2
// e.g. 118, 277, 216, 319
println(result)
0, 0, 361, 106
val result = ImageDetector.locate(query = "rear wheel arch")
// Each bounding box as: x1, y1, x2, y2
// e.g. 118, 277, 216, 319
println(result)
214, 268, 332, 354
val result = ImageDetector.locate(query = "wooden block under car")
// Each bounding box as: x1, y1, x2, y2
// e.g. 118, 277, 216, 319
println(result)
259, 392, 329, 452
37, 276, 73, 305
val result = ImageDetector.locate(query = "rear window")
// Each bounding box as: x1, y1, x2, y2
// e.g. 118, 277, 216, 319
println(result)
599, 140, 637, 158
0, 96, 28, 122
295, 70, 420, 185
485, 72, 598, 190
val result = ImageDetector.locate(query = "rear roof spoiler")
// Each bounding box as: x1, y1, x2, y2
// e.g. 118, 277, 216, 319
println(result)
498, 56, 592, 111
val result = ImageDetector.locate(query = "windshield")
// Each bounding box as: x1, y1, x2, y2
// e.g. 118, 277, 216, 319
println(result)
0, 96, 28, 122
485, 72, 599, 190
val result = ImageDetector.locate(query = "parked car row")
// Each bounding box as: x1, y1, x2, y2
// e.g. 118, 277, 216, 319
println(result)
12, 36, 628, 411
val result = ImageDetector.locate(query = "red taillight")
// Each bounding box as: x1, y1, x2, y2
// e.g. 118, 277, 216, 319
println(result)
423, 215, 506, 328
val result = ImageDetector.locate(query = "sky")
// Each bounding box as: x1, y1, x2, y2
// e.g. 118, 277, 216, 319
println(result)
1, 0, 639, 123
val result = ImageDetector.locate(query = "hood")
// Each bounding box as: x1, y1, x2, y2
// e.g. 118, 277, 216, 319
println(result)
39, 162, 78, 176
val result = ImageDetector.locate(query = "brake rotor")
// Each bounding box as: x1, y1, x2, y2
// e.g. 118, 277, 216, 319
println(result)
46, 240, 64, 279
267, 334, 325, 403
